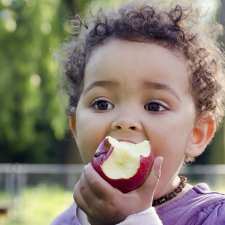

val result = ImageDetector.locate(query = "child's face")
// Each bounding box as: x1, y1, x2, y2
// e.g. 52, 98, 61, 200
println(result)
73, 39, 198, 195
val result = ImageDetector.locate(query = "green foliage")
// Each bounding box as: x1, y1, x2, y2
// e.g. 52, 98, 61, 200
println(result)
0, 0, 224, 163
0, 0, 73, 162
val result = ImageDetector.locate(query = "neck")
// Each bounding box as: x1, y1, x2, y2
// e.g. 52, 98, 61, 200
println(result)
154, 175, 180, 199
153, 175, 192, 207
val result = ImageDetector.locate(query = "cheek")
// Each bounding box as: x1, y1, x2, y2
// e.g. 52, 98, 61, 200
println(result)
75, 108, 110, 162
149, 124, 191, 180
148, 113, 195, 157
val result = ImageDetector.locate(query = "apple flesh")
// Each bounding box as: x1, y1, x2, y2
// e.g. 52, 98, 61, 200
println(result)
91, 136, 154, 193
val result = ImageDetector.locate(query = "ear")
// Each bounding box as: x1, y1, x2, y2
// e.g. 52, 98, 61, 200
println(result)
186, 113, 216, 158
68, 115, 77, 139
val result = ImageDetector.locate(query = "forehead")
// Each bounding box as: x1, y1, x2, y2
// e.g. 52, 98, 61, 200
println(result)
84, 39, 189, 93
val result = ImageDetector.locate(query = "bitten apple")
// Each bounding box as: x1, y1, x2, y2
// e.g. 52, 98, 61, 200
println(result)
91, 136, 154, 193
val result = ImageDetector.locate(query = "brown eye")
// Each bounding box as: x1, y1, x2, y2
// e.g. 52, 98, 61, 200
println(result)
91, 99, 114, 111
144, 101, 169, 112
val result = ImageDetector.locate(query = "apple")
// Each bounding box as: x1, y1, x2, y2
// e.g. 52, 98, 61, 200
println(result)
91, 136, 154, 193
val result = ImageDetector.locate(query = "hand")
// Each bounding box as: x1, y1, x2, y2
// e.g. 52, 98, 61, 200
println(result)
74, 156, 163, 225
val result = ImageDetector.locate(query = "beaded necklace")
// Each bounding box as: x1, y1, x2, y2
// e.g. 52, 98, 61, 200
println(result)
153, 176, 187, 207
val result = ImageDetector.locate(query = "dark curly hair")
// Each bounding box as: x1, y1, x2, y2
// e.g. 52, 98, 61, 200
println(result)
62, 1, 225, 128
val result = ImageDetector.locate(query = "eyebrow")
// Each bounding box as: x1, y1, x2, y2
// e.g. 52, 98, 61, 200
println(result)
83, 80, 118, 95
142, 81, 181, 102
84, 80, 181, 102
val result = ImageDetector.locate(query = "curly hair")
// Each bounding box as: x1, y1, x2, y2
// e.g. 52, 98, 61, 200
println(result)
62, 1, 225, 128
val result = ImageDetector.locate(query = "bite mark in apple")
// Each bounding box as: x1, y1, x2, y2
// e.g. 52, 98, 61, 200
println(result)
91, 136, 154, 193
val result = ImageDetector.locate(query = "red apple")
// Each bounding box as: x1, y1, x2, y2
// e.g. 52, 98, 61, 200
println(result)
91, 136, 154, 193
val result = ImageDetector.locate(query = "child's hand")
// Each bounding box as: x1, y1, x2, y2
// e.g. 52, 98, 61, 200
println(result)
74, 156, 163, 225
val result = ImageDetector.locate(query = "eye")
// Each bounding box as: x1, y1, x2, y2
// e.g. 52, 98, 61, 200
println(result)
91, 99, 114, 111
144, 101, 169, 112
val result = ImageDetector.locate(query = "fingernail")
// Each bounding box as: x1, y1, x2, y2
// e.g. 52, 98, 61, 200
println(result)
156, 156, 164, 167
154, 156, 164, 179
158, 156, 164, 165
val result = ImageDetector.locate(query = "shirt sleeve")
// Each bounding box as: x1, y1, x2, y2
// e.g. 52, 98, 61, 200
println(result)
117, 207, 163, 225
50, 204, 80, 225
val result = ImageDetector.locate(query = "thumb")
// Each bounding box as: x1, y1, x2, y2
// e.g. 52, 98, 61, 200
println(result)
138, 156, 164, 197
150, 156, 164, 182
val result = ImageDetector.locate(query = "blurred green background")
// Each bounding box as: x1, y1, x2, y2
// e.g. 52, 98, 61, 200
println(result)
0, 0, 130, 164
0, 0, 225, 165
0, 0, 225, 224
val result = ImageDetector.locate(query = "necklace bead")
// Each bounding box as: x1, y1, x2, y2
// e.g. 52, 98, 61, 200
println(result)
153, 176, 187, 207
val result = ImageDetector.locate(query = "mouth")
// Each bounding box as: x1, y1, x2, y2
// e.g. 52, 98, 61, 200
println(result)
117, 139, 137, 144
105, 136, 147, 145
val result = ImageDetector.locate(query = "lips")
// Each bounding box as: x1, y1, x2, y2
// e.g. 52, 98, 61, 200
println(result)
113, 136, 145, 144
117, 139, 137, 144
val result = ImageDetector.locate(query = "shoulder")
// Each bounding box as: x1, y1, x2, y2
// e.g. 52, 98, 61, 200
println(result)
157, 183, 225, 225
50, 203, 80, 225
191, 183, 225, 222
191, 183, 225, 206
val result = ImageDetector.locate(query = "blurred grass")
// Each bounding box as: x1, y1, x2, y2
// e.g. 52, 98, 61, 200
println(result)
0, 181, 225, 225
0, 185, 72, 225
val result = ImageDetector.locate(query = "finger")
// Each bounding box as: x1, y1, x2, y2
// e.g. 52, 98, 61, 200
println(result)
119, 157, 164, 215
77, 170, 98, 208
73, 179, 90, 213
74, 172, 110, 220
88, 216, 109, 225
84, 163, 119, 199
151, 156, 164, 180
137, 156, 164, 195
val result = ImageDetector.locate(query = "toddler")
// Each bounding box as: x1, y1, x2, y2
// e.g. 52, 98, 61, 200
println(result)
51, 1, 225, 224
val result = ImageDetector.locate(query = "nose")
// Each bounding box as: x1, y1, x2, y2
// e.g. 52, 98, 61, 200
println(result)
111, 119, 142, 131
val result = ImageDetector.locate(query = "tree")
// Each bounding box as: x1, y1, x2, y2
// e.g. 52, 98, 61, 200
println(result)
0, 0, 70, 162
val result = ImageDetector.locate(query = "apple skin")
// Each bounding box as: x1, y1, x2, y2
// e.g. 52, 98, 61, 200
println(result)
91, 137, 154, 193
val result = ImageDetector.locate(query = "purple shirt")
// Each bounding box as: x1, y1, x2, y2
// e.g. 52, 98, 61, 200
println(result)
51, 183, 225, 225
